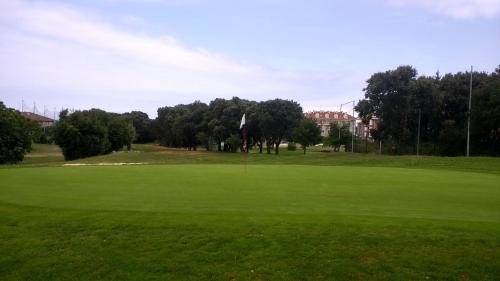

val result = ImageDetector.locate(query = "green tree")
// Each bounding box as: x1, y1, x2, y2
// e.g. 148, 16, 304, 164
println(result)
225, 134, 242, 153
54, 109, 134, 160
258, 99, 303, 155
108, 117, 135, 151
324, 123, 351, 152
363, 66, 418, 153
293, 118, 322, 154
0, 102, 39, 163
121, 111, 154, 143
206, 97, 251, 152
156, 101, 208, 150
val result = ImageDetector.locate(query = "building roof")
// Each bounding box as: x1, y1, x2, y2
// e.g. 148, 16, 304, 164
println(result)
21, 112, 55, 122
304, 111, 355, 121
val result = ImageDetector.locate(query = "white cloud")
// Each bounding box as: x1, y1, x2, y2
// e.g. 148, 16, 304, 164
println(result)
391, 0, 500, 19
0, 0, 342, 116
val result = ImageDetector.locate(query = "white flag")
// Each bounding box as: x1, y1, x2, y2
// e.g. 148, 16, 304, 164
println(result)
240, 113, 246, 129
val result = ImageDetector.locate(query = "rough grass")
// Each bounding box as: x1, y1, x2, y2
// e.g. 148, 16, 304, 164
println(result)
0, 144, 499, 280
13, 143, 500, 175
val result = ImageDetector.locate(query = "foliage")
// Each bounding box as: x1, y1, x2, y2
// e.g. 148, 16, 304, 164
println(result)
0, 102, 41, 163
357, 65, 500, 156
287, 142, 297, 151
156, 101, 209, 151
108, 118, 135, 151
121, 111, 154, 143
155, 98, 303, 154
292, 118, 322, 154
206, 97, 253, 152
53, 109, 135, 160
257, 99, 303, 155
324, 123, 352, 152
225, 134, 242, 153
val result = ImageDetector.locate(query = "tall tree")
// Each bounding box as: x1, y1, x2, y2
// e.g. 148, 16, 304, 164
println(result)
258, 99, 303, 155
54, 109, 134, 160
207, 97, 250, 152
0, 102, 40, 164
121, 111, 154, 143
293, 118, 322, 154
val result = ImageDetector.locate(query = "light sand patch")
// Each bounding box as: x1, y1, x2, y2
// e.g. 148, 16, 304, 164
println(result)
63, 163, 146, 167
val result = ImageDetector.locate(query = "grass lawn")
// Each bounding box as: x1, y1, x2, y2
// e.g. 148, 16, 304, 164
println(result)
0, 145, 499, 280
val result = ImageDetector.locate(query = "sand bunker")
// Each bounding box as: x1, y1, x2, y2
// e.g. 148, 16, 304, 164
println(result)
63, 163, 146, 167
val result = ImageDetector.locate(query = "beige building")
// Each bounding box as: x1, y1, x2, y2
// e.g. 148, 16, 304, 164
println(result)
21, 112, 55, 128
304, 111, 356, 137
356, 117, 380, 138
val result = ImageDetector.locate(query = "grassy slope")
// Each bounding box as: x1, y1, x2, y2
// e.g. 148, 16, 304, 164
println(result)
0, 145, 499, 280
16, 143, 500, 175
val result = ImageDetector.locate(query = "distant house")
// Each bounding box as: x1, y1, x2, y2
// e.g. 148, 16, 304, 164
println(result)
356, 117, 379, 139
304, 111, 356, 137
21, 112, 55, 128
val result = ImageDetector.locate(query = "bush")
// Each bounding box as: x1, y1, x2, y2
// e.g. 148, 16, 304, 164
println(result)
225, 134, 242, 153
54, 109, 135, 160
0, 102, 40, 164
287, 142, 297, 151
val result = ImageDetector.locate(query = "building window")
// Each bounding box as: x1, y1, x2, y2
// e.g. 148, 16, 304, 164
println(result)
325, 113, 329, 119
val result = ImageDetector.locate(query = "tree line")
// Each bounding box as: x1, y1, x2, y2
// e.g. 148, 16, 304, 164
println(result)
155, 98, 305, 154
356, 65, 500, 156
0, 98, 318, 162
2, 65, 499, 162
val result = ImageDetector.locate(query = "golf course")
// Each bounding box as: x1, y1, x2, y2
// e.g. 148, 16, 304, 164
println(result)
1, 144, 499, 280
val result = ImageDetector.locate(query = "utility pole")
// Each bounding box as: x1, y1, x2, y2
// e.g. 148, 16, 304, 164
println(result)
417, 108, 421, 156
466, 66, 473, 157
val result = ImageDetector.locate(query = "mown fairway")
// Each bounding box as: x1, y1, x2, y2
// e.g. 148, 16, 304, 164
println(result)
1, 146, 500, 280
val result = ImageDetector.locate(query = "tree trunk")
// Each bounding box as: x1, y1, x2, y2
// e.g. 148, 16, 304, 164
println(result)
275, 137, 281, 155
258, 141, 263, 153
303, 147, 306, 154
365, 135, 368, 153
217, 141, 222, 152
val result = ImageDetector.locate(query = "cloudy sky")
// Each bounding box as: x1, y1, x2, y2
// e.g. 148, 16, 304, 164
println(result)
1, 0, 499, 117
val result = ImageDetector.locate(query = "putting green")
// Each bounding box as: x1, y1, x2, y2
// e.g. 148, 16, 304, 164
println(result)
1, 165, 498, 222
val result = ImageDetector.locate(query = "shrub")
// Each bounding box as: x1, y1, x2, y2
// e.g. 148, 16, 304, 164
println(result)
54, 109, 135, 160
0, 102, 40, 164
225, 134, 242, 153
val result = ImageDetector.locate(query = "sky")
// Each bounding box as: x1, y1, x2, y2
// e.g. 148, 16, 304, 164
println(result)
1, 0, 499, 117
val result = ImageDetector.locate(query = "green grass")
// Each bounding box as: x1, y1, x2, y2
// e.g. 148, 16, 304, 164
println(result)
13, 143, 500, 175
1, 157, 500, 280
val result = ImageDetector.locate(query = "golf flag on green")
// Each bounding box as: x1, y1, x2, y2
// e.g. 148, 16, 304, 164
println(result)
240, 114, 247, 152
240, 113, 246, 129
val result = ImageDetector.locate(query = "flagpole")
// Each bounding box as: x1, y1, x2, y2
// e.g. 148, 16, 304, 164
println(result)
240, 113, 248, 172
